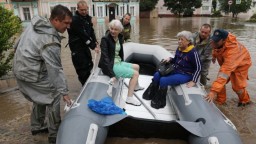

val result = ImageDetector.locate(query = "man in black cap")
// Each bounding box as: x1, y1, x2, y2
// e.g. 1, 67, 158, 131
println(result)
205, 29, 251, 106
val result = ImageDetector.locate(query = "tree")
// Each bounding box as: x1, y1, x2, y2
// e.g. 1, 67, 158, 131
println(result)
218, 0, 252, 18
212, 0, 217, 12
164, 0, 202, 17
0, 6, 22, 77
140, 0, 159, 11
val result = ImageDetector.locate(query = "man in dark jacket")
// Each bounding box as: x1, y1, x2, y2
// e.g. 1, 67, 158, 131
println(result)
120, 13, 132, 42
68, 0, 100, 85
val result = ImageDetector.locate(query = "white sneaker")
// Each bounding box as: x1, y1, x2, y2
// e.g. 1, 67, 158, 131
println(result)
126, 96, 141, 106
134, 85, 144, 92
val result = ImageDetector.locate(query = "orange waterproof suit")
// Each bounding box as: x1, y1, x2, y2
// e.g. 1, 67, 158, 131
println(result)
211, 33, 251, 104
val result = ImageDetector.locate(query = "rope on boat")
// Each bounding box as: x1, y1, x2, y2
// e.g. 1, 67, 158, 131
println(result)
124, 81, 157, 119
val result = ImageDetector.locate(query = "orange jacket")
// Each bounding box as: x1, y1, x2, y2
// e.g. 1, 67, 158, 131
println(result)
211, 33, 251, 93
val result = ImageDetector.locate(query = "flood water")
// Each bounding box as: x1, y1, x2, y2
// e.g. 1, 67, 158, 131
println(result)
1, 17, 256, 144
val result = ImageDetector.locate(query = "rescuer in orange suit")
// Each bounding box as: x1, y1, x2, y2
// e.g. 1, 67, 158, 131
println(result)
204, 29, 251, 107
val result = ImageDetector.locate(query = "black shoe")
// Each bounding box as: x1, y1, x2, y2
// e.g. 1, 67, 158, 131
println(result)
151, 87, 167, 109
237, 101, 251, 107
142, 81, 158, 100
31, 128, 48, 135
48, 137, 56, 144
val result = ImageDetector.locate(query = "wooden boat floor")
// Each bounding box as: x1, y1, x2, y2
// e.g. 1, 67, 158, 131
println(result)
116, 75, 178, 121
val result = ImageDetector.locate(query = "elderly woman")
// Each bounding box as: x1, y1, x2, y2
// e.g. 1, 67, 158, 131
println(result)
143, 30, 201, 109
98, 19, 143, 106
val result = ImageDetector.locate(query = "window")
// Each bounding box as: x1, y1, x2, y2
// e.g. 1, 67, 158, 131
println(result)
130, 6, 135, 16
120, 6, 124, 17
71, 7, 76, 15
97, 6, 103, 17
23, 7, 31, 21
202, 6, 209, 11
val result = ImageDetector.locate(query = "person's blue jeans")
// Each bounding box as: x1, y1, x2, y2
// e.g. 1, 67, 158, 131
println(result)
153, 71, 192, 88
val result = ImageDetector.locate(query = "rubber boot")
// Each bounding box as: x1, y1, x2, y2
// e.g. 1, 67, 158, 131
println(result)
151, 87, 167, 109
142, 80, 158, 100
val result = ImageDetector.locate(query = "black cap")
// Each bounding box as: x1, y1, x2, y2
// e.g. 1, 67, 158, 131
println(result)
211, 29, 229, 42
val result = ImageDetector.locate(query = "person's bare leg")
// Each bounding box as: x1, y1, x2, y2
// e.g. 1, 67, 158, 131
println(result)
131, 64, 144, 91
128, 70, 138, 96
126, 70, 141, 106
132, 64, 139, 71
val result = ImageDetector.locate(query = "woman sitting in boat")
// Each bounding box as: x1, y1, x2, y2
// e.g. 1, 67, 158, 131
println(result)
98, 19, 144, 106
143, 30, 202, 109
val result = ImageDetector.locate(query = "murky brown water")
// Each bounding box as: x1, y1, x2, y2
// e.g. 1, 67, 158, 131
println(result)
1, 17, 256, 144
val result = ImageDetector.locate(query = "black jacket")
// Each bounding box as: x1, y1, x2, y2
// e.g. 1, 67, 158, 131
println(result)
67, 11, 97, 50
98, 32, 124, 78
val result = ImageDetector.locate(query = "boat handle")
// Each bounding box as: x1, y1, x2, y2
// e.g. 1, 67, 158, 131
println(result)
86, 123, 98, 144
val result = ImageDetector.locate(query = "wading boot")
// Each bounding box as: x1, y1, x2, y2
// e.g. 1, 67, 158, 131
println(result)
151, 87, 167, 109
142, 80, 158, 100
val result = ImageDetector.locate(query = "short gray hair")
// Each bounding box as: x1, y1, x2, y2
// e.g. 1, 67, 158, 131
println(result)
176, 30, 194, 43
109, 19, 123, 31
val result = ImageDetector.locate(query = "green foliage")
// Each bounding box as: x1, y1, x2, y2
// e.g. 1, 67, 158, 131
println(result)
247, 13, 256, 22
211, 10, 222, 17
212, 0, 217, 12
164, 0, 202, 17
0, 6, 22, 77
139, 0, 159, 11
218, 0, 252, 18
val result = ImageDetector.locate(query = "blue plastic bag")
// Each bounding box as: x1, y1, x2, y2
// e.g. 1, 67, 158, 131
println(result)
88, 96, 126, 115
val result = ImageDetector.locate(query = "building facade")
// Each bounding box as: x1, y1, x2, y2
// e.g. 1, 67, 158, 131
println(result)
1, 0, 139, 24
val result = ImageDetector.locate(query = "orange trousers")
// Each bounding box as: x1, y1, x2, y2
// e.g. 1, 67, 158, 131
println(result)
215, 64, 251, 104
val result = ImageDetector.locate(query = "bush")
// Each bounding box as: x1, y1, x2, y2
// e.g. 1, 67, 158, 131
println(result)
0, 6, 22, 78
247, 13, 256, 22
211, 10, 222, 17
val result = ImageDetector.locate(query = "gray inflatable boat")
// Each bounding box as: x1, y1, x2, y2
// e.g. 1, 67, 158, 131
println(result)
57, 42, 242, 144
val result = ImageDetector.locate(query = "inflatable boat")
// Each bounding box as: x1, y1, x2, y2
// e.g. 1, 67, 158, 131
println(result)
57, 42, 242, 144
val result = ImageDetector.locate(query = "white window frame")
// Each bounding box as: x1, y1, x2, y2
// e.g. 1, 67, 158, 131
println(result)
120, 6, 125, 17
70, 7, 76, 15
130, 6, 135, 16
202, 6, 209, 11
20, 6, 32, 21
97, 6, 104, 18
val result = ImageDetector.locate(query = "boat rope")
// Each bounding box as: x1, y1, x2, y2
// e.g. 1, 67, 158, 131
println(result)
124, 81, 157, 119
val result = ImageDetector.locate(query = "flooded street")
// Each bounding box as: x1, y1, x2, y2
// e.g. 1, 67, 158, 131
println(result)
1, 17, 256, 144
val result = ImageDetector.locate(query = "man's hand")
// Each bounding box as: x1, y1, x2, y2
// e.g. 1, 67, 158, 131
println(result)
95, 44, 100, 53
212, 57, 216, 64
204, 91, 217, 103
63, 95, 72, 106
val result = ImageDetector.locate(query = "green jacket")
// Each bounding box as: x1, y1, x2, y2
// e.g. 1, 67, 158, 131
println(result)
120, 18, 131, 41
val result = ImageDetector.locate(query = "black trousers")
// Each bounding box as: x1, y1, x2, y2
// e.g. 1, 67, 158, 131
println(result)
70, 43, 93, 85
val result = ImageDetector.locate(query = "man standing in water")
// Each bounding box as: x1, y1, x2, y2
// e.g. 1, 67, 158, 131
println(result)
120, 13, 132, 42
193, 23, 212, 86
205, 29, 251, 107
68, 0, 100, 85
13, 5, 72, 143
